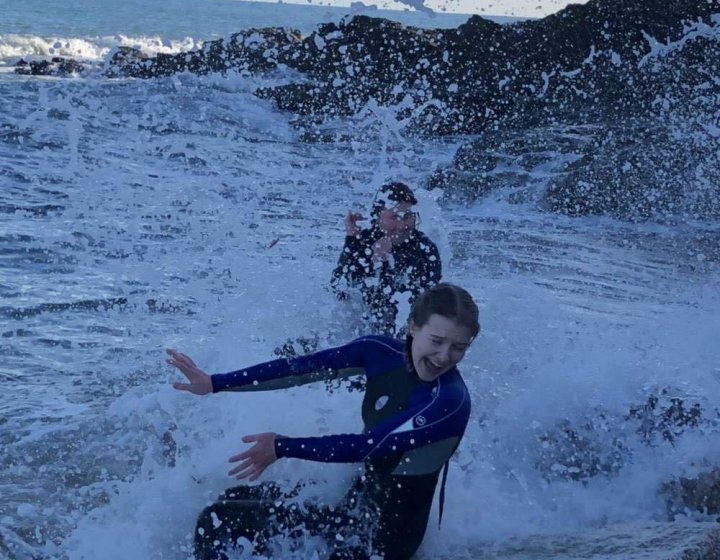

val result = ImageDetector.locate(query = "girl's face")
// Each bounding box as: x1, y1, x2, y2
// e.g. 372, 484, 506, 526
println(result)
408, 314, 474, 382
377, 201, 417, 241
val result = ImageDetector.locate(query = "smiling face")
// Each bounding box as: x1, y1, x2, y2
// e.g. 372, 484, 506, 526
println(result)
408, 313, 474, 382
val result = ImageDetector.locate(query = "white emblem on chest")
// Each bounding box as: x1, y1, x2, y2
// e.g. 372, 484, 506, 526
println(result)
374, 395, 389, 411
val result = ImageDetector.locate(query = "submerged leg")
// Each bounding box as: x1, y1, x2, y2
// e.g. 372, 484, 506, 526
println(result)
194, 482, 314, 559
195, 481, 375, 560
195, 498, 271, 559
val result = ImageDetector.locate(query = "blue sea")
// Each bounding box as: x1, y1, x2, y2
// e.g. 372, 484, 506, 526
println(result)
1, 1, 720, 559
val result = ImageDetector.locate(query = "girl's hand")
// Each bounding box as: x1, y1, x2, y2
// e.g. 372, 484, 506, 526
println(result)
166, 349, 213, 395
228, 432, 278, 481
344, 212, 364, 237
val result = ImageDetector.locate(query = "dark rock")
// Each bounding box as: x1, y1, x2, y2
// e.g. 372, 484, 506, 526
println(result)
531, 389, 715, 483
534, 415, 629, 482
14, 57, 85, 77
543, 118, 720, 221
0, 297, 127, 320
661, 467, 720, 519
539, 32, 720, 219
426, 124, 594, 203
625, 389, 705, 445
259, 15, 452, 126
475, 0, 719, 128
104, 27, 303, 78
255, 83, 354, 116
145, 298, 194, 314
256, 0, 717, 133
432, 23, 720, 220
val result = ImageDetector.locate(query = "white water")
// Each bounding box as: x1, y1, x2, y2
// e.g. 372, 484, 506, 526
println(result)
1, 3, 720, 560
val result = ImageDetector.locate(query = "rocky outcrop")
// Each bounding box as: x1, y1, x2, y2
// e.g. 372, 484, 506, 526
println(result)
258, 17, 451, 119
543, 118, 720, 221
538, 28, 720, 221
530, 389, 713, 486
13, 1, 719, 222
103, 27, 303, 78
429, 22, 720, 221
90, 0, 720, 224
662, 468, 720, 519
14, 57, 85, 77
524, 388, 720, 524
19, 0, 715, 135
426, 124, 595, 203
533, 414, 628, 482
253, 0, 718, 133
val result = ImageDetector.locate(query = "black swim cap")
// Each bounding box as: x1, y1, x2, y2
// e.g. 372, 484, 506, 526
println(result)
379, 182, 417, 205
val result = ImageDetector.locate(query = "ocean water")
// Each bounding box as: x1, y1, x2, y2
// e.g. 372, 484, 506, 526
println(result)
1, 1, 720, 560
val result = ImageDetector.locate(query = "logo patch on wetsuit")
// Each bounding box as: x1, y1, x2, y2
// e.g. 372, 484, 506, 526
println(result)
374, 395, 389, 411
414, 415, 426, 426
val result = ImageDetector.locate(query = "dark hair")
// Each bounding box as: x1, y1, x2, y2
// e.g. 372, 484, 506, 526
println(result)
370, 182, 418, 221
408, 283, 480, 339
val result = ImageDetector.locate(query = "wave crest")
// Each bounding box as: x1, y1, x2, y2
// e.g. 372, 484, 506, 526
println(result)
0, 33, 201, 64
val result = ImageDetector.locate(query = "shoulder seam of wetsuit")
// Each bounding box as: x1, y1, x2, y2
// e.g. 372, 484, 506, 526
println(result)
357, 335, 404, 356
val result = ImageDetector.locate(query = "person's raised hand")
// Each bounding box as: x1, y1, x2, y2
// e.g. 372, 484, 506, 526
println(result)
166, 349, 213, 395
228, 432, 278, 481
344, 212, 364, 237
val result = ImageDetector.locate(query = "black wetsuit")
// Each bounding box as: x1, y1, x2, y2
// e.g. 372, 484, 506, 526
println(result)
330, 229, 442, 336
195, 335, 471, 560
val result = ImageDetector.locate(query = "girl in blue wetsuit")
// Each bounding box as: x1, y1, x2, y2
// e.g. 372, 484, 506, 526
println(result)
167, 283, 480, 560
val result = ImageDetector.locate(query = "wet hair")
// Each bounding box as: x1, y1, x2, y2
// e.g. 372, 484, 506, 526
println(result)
370, 182, 418, 222
408, 283, 480, 339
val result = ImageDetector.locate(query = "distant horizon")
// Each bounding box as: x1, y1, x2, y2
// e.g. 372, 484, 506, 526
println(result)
232, 0, 590, 18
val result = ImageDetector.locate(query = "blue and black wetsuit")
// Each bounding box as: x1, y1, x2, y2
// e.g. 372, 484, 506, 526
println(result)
196, 335, 471, 560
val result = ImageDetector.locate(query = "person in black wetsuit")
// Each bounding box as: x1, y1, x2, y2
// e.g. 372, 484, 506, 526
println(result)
330, 182, 442, 337
166, 283, 480, 560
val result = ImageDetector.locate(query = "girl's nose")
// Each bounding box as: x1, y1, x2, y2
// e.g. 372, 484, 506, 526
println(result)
439, 346, 451, 362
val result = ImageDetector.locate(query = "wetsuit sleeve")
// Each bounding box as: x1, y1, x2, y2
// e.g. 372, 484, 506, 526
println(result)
330, 234, 372, 297
211, 337, 370, 393
275, 383, 470, 463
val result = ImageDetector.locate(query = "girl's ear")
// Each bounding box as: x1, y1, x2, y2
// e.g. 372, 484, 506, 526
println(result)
408, 319, 418, 336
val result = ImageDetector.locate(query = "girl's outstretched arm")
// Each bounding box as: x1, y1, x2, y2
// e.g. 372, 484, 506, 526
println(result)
211, 337, 372, 393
